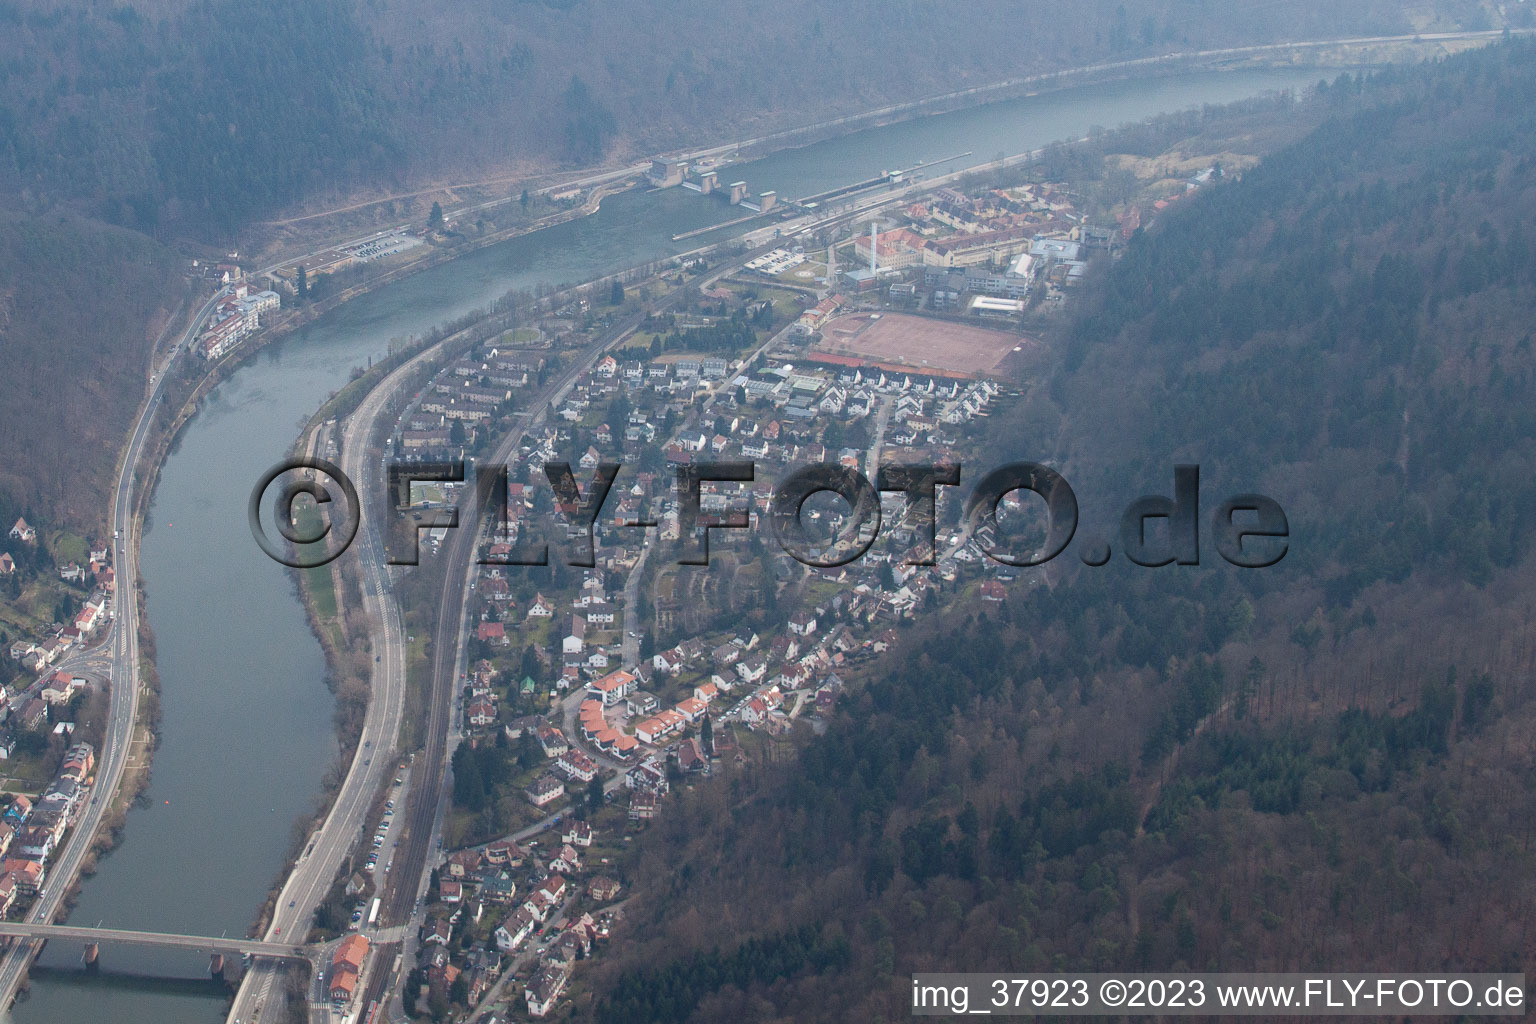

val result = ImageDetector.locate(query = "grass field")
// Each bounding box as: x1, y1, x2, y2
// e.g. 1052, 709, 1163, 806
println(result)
496, 325, 543, 346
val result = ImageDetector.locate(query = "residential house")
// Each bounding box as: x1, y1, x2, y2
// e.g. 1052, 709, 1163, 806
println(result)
562, 615, 586, 655
3, 860, 42, 893
468, 699, 497, 728
550, 843, 580, 875
536, 726, 569, 758
446, 849, 481, 878
525, 774, 565, 807
628, 790, 660, 820
677, 737, 708, 773
735, 655, 768, 684
483, 839, 525, 867
525, 960, 571, 1017
588, 876, 621, 901
586, 668, 635, 707
561, 820, 593, 847
495, 908, 536, 951
555, 749, 598, 784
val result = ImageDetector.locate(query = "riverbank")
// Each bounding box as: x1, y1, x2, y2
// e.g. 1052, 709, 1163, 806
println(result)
237, 56, 1366, 955
242, 29, 1508, 261
11, 54, 1470, 1024
243, 249, 704, 948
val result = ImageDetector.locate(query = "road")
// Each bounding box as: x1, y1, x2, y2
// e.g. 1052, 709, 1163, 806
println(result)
232, 270, 716, 1024
865, 397, 893, 481
361, 189, 981, 1013
0, 286, 225, 1017
371, 245, 796, 1012
205, 32, 1535, 1006
6, 128, 1031, 1018
225, 341, 436, 1024
0, 25, 1504, 1020
619, 545, 650, 669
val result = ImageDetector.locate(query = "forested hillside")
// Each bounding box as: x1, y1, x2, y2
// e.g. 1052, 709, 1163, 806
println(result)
0, 212, 183, 523
582, 40, 1536, 1023
0, 0, 1489, 237
0, 0, 1462, 524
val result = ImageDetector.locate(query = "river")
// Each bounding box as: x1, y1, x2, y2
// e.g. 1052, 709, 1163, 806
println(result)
11, 66, 1332, 1022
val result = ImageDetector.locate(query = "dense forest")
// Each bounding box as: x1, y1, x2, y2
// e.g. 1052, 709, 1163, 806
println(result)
0, 0, 1490, 237
578, 40, 1536, 1022
0, 0, 1510, 524
0, 0, 1459, 525
0, 211, 183, 521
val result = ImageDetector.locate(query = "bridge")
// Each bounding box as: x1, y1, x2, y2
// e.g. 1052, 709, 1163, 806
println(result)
0, 922, 312, 961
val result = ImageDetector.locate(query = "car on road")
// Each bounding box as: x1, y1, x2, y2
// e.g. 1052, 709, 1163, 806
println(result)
289, 899, 296, 907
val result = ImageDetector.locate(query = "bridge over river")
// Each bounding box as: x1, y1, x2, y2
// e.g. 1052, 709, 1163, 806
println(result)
0, 921, 312, 971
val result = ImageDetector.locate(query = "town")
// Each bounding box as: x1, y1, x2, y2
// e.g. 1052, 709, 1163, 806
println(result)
0, 149, 1221, 1020
335, 162, 1163, 1019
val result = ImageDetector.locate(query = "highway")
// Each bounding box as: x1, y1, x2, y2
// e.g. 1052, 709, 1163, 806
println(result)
224, 342, 436, 1023
226, 270, 692, 1024
0, 287, 225, 1017
227, 258, 713, 1024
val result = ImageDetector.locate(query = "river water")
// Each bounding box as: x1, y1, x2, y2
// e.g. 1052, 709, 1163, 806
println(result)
11, 66, 1331, 1023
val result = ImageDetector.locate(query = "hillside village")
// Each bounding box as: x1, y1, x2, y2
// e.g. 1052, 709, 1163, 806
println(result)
353, 156, 1251, 1019
1, 517, 113, 757
367, 174, 1129, 1020
0, 157, 1216, 1019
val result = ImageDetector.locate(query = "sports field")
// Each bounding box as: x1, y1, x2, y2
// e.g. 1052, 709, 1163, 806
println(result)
813, 312, 1021, 376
